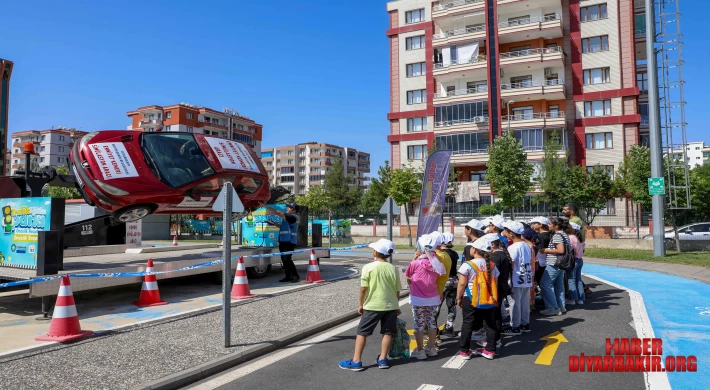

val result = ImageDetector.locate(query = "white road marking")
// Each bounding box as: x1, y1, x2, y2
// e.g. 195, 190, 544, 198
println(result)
441, 354, 467, 369
416, 385, 443, 390
583, 274, 671, 390
187, 297, 411, 390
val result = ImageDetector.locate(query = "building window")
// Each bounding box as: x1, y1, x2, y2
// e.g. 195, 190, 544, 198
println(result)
41, 135, 46, 141
186, 112, 194, 119
57, 157, 64, 163
281, 166, 295, 174
58, 146, 65, 152
407, 145, 427, 160
469, 170, 487, 183
40, 157, 45, 163
164, 125, 171, 131
407, 89, 427, 104
582, 36, 609, 53
59, 135, 65, 141
640, 134, 650, 147
636, 72, 648, 92
237, 124, 244, 130
635, 13, 647, 35
406, 35, 425, 50
406, 62, 426, 77
435, 101, 487, 126
407, 117, 427, 132
597, 199, 616, 215
405, 9, 425, 24
186, 126, 193, 133
584, 100, 612, 116
587, 165, 614, 179
581, 4, 607, 22
166, 111, 172, 119
586, 132, 614, 149
583, 68, 611, 85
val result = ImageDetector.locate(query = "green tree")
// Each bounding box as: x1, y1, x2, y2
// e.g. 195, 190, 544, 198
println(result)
537, 131, 568, 211
295, 186, 331, 221
486, 130, 534, 217
689, 164, 710, 220
615, 145, 652, 208
41, 165, 82, 199
359, 161, 392, 213
561, 165, 614, 226
323, 158, 360, 216
478, 204, 498, 216
389, 165, 421, 247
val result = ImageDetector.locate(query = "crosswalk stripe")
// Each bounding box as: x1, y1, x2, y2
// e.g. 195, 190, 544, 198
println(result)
441, 354, 467, 369
416, 385, 443, 390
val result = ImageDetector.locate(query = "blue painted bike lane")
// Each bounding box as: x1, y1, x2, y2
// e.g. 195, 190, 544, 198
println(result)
584, 263, 709, 390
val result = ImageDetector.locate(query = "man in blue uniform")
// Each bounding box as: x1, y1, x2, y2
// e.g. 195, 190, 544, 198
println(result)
265, 203, 301, 282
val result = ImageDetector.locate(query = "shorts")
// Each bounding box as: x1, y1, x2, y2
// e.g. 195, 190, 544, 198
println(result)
412, 305, 438, 333
356, 310, 398, 336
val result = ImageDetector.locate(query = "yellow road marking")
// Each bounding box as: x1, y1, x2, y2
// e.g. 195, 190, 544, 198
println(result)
408, 324, 446, 352
534, 331, 568, 366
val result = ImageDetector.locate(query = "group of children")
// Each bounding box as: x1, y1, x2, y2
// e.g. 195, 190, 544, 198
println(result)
339, 213, 586, 371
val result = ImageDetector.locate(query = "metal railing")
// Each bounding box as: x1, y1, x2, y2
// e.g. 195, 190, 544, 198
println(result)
433, 25, 486, 40
434, 116, 489, 127
500, 78, 564, 90
499, 46, 562, 59
434, 55, 486, 69
498, 14, 560, 28
434, 85, 488, 98
501, 111, 565, 121
452, 149, 488, 156
635, 29, 646, 36
433, 0, 484, 12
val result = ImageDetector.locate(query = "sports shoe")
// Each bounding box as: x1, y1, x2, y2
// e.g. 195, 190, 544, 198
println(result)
477, 339, 503, 349
376, 355, 390, 369
576, 300, 584, 305
540, 309, 562, 316
473, 348, 495, 360
279, 277, 292, 283
339, 359, 364, 371
410, 349, 428, 360
503, 327, 522, 336
560, 307, 567, 314
459, 350, 474, 360
520, 324, 531, 332
440, 326, 455, 336
565, 300, 576, 306
290, 276, 301, 283
425, 347, 438, 357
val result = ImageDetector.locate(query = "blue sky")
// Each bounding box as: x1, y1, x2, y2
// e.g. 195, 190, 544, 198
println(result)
2, 0, 708, 177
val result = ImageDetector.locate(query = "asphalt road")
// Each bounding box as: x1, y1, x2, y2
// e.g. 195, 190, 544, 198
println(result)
190, 275, 645, 390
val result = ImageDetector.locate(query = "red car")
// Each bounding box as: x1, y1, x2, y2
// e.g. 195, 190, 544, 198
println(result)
70, 130, 270, 222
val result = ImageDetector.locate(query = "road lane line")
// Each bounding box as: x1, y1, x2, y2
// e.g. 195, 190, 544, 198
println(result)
583, 274, 671, 390
416, 385, 443, 390
187, 298, 411, 390
441, 354, 467, 369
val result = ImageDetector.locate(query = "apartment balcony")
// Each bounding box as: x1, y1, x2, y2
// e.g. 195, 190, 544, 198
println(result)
139, 119, 162, 127
635, 28, 646, 43
497, 14, 562, 44
501, 112, 565, 130
432, 25, 486, 48
198, 121, 228, 131
499, 47, 563, 70
432, 0, 484, 19
433, 55, 487, 80
500, 79, 565, 101
434, 116, 490, 133
434, 85, 488, 105
450, 150, 490, 166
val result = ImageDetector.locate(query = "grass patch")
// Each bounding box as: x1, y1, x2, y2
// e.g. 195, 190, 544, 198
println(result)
584, 248, 710, 268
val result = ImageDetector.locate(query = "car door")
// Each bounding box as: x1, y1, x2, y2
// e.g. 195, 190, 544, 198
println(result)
684, 223, 710, 240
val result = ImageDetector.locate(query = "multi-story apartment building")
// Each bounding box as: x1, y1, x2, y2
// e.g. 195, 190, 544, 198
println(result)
126, 103, 263, 154
668, 142, 710, 169
8, 128, 88, 175
5, 150, 11, 176
386, 0, 650, 223
260, 142, 371, 195
0, 58, 13, 176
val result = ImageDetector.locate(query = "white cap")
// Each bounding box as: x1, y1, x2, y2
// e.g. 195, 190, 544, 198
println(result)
570, 222, 582, 231
417, 234, 435, 250
530, 216, 550, 226
502, 221, 525, 235
428, 231, 445, 248
489, 215, 506, 230
482, 233, 501, 243
471, 237, 491, 253
461, 219, 485, 232
480, 217, 492, 227
368, 239, 395, 256
442, 232, 455, 245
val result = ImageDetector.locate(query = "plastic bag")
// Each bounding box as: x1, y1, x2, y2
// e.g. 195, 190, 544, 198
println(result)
388, 318, 410, 359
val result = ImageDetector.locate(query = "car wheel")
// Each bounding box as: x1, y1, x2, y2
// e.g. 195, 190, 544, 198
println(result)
247, 264, 271, 279
114, 204, 153, 223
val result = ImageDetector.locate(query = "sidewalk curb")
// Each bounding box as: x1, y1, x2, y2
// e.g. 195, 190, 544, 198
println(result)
136, 290, 411, 390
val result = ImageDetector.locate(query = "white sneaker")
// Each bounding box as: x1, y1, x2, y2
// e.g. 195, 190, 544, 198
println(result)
540, 309, 562, 316
561, 307, 567, 314
565, 300, 576, 306
411, 349, 428, 360
424, 347, 438, 357
576, 300, 584, 305
477, 340, 503, 349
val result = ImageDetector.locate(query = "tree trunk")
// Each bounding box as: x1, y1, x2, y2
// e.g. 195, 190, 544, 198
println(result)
671, 209, 682, 253
405, 203, 412, 247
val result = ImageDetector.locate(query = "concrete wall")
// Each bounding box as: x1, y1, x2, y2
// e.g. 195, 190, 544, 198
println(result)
143, 214, 171, 240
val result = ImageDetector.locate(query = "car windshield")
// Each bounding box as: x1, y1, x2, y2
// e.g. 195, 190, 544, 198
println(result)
140, 133, 215, 188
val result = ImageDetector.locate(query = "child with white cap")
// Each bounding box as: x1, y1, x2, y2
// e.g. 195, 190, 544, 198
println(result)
439, 232, 460, 336
487, 215, 509, 248
483, 232, 511, 346
566, 222, 586, 305
339, 239, 400, 371
501, 221, 532, 335
405, 234, 448, 360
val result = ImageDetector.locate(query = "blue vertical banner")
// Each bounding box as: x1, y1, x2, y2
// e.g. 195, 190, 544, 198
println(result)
416, 150, 452, 239
0, 197, 53, 269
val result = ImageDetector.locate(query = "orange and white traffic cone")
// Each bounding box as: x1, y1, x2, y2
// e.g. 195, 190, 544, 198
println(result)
133, 259, 168, 307
231, 256, 255, 300
35, 275, 93, 343
303, 250, 326, 284
172, 236, 178, 246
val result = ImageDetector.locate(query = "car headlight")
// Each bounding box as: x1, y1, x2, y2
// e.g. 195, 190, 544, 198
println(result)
79, 132, 99, 150
94, 180, 129, 196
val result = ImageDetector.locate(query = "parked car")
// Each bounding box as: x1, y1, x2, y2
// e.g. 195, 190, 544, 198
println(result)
71, 130, 270, 222
643, 222, 710, 240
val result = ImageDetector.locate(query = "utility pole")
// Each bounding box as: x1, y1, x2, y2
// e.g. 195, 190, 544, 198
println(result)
646, 0, 665, 257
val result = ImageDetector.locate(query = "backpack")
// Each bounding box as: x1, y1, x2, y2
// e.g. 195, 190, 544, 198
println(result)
464, 261, 498, 309
555, 233, 577, 271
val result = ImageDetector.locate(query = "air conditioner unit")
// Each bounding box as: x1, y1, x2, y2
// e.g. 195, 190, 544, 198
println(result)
544, 68, 553, 76
474, 116, 488, 123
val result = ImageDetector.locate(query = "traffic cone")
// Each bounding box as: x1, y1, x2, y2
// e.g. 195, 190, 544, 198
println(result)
172, 235, 178, 246
231, 256, 256, 299
303, 250, 326, 283
133, 259, 168, 307
35, 275, 93, 342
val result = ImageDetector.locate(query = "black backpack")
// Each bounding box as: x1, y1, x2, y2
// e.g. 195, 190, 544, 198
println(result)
555, 233, 576, 271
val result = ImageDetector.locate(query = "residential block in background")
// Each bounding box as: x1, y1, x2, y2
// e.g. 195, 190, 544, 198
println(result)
9, 127, 88, 175
668, 142, 710, 169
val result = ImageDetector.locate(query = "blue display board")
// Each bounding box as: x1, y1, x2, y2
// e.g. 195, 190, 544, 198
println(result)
0, 197, 53, 269
240, 205, 283, 247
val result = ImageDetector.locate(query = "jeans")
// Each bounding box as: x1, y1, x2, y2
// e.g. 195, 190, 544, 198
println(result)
278, 241, 299, 279
510, 287, 531, 328
567, 258, 585, 301
540, 265, 565, 311
459, 297, 497, 353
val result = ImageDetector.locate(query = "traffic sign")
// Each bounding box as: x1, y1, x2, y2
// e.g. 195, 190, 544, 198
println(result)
648, 177, 666, 196
213, 183, 244, 212
379, 197, 401, 215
